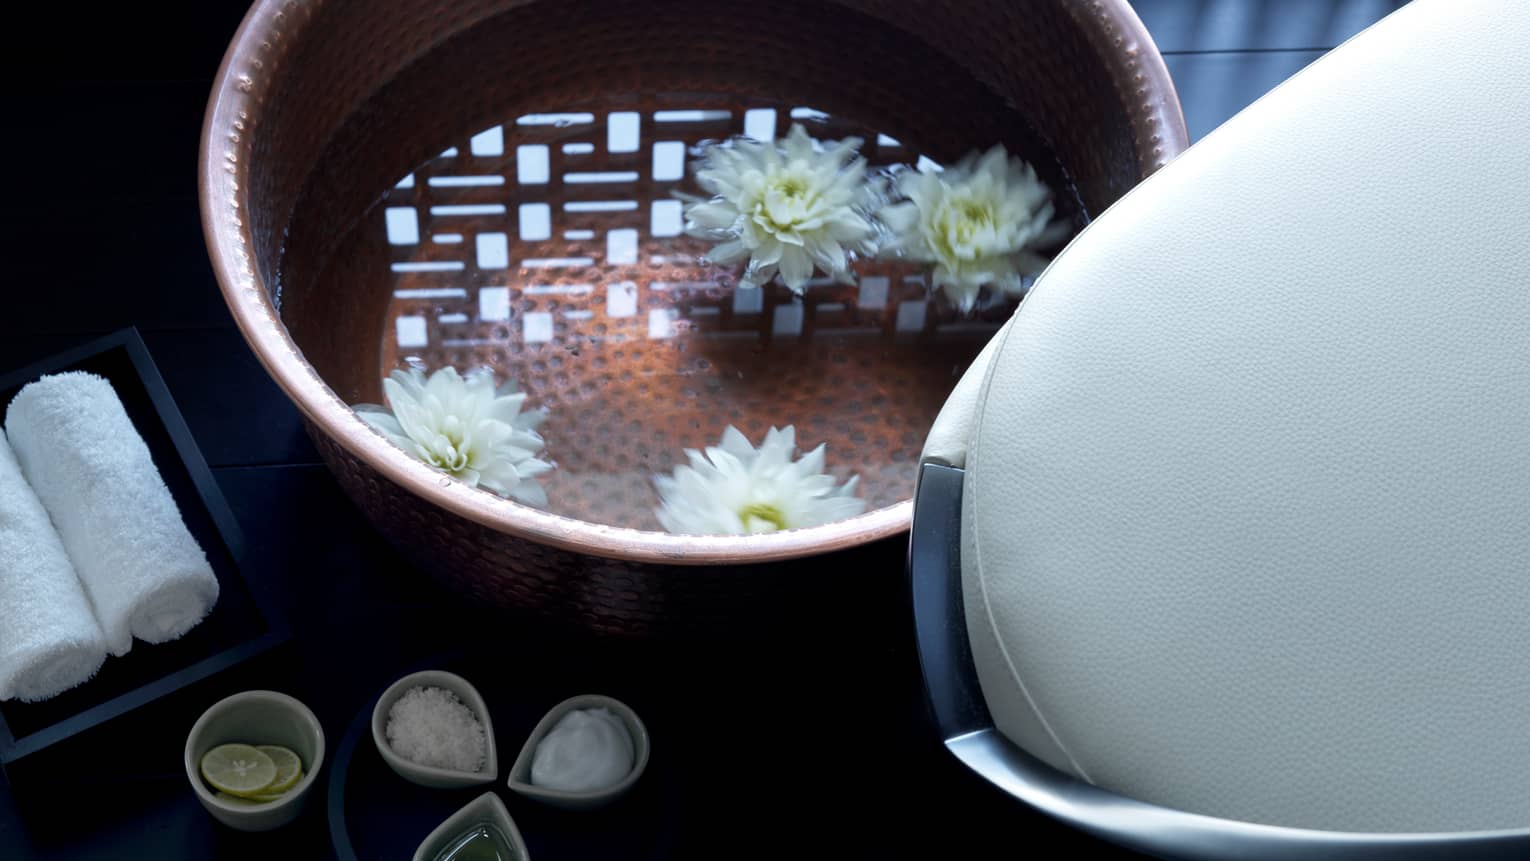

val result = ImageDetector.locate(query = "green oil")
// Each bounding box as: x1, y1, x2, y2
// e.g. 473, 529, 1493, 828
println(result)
434, 823, 515, 861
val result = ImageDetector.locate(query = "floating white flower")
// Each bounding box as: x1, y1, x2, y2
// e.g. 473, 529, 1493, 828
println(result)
683, 123, 879, 294
654, 426, 866, 535
355, 366, 552, 506
879, 145, 1070, 312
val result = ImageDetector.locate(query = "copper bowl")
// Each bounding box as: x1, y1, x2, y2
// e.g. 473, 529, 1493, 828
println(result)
200, 0, 1187, 635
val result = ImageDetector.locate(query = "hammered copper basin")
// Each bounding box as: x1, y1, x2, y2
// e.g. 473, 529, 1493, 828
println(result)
200, 0, 1186, 635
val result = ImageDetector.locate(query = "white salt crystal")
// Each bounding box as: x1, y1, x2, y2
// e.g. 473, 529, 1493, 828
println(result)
385, 685, 487, 773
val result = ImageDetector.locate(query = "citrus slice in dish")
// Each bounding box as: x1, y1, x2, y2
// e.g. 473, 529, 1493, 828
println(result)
200, 744, 277, 797
256, 745, 303, 794
215, 791, 275, 806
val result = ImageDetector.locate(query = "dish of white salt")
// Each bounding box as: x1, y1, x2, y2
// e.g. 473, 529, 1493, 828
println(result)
371, 670, 498, 788
389, 686, 486, 773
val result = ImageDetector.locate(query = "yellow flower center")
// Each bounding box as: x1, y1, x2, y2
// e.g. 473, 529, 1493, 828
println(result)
775, 175, 808, 199
960, 199, 994, 228
931, 193, 1003, 261
738, 502, 790, 533
953, 197, 996, 241
754, 169, 820, 235
426, 415, 471, 472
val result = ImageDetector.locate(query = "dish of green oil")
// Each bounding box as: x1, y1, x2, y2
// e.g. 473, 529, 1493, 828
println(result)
434, 823, 516, 861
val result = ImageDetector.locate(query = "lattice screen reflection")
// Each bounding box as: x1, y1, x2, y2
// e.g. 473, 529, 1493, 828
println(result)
379, 105, 987, 357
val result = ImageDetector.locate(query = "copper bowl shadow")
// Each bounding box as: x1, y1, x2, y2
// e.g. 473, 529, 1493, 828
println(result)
200, 0, 1187, 636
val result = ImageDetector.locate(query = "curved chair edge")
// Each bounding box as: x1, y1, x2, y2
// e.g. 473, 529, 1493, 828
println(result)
908, 463, 1530, 861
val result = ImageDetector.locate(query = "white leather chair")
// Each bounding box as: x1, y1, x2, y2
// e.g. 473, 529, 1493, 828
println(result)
910, 0, 1530, 857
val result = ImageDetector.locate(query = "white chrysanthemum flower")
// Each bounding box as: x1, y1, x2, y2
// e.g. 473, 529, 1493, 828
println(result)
355, 366, 552, 506
879, 145, 1070, 312
654, 426, 866, 535
683, 123, 879, 294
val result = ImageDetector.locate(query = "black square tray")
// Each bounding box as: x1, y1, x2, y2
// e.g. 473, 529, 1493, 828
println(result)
0, 328, 288, 775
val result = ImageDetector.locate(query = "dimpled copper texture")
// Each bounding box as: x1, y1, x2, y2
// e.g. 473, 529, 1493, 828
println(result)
203, 0, 1187, 635
355, 92, 1066, 531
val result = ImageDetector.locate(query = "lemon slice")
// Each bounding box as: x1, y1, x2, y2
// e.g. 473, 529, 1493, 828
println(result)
219, 787, 293, 803
250, 785, 295, 802
215, 791, 275, 806
256, 745, 303, 794
200, 744, 277, 797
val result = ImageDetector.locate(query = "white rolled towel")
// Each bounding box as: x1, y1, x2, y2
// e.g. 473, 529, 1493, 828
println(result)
0, 431, 108, 701
6, 372, 219, 656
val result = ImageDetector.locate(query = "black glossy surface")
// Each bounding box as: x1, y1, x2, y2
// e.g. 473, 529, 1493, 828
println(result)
0, 2, 1403, 857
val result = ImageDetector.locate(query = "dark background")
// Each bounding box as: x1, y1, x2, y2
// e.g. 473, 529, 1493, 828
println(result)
0, 1, 1407, 858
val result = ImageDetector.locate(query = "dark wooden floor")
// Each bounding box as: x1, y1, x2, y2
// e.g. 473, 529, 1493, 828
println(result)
0, 1, 1408, 858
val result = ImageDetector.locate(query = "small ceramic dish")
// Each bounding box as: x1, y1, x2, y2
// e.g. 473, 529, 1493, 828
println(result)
184, 690, 325, 832
507, 694, 649, 810
412, 791, 530, 861
372, 670, 497, 788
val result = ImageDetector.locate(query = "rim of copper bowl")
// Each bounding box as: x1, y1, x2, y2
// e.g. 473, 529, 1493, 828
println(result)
199, 0, 1186, 567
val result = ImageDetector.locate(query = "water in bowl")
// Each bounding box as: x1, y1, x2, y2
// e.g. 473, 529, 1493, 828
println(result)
435, 823, 516, 861
278, 2, 1084, 534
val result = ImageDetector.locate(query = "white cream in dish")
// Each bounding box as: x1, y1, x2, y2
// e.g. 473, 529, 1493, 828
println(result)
530, 707, 634, 793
